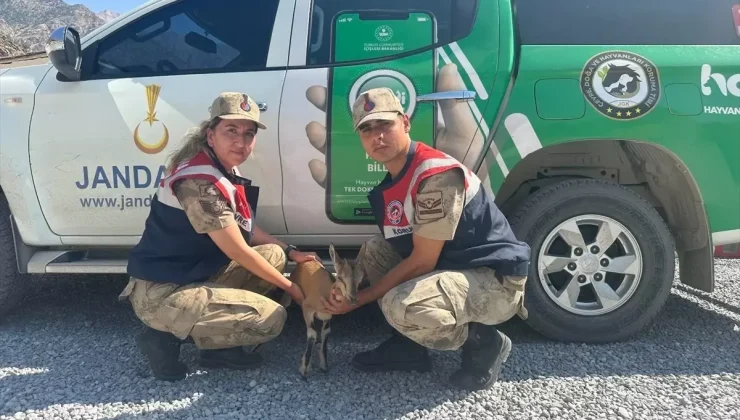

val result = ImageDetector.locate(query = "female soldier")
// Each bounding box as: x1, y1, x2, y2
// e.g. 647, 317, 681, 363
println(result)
119, 92, 317, 381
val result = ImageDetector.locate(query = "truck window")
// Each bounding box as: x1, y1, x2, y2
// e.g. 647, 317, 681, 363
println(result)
306, 0, 479, 66
88, 0, 280, 79
515, 0, 740, 46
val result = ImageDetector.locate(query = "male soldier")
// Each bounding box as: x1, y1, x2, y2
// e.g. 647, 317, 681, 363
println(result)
323, 87, 532, 391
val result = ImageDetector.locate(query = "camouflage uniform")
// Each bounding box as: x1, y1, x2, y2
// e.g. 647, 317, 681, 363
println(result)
355, 169, 528, 351
119, 178, 287, 350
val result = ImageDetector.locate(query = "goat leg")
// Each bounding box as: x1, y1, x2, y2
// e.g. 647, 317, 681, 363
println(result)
300, 318, 317, 380
316, 317, 331, 373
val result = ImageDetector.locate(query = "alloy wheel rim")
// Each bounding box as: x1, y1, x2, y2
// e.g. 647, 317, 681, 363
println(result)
537, 214, 644, 316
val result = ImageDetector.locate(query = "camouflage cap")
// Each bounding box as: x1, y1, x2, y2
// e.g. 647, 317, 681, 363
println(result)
351, 87, 404, 131
209, 92, 266, 130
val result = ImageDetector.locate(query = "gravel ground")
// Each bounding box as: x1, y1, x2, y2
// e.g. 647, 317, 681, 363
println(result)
1, 258, 738, 420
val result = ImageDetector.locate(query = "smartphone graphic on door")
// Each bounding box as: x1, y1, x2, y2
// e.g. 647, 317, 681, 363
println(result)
324, 10, 437, 224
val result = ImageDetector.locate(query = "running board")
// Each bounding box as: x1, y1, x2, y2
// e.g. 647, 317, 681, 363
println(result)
25, 248, 360, 275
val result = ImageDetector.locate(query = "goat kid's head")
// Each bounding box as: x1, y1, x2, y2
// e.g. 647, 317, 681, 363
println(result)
329, 243, 363, 305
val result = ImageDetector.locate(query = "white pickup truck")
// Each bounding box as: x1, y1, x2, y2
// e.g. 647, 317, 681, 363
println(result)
2, 0, 738, 344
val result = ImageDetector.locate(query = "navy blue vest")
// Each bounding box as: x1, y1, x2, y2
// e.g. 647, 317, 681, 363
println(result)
127, 152, 259, 285
367, 142, 531, 276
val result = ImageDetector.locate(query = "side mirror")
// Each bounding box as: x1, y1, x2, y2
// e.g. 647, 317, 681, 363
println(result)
46, 26, 82, 81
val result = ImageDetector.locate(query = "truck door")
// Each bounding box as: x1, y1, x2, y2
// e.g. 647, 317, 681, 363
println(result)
279, 0, 505, 242
29, 0, 295, 242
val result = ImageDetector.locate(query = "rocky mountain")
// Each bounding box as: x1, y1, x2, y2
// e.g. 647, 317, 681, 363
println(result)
0, 19, 25, 57
97, 9, 121, 23
0, 0, 110, 58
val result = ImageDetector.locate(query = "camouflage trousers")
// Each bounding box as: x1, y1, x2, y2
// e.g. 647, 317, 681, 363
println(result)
356, 235, 529, 351
118, 244, 288, 350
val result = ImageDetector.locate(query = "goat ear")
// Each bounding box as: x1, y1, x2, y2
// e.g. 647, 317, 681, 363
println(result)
329, 243, 338, 264
352, 259, 365, 282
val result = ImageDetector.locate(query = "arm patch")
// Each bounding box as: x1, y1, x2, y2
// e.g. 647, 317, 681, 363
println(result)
416, 190, 444, 221
199, 198, 228, 217
199, 184, 220, 197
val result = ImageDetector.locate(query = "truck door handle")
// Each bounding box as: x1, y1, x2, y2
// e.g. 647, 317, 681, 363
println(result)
416, 90, 477, 103
258, 102, 268, 112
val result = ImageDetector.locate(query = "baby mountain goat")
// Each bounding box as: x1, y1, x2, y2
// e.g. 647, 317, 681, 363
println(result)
286, 244, 364, 379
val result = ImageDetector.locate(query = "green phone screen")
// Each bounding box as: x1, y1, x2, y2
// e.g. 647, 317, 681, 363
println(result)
325, 11, 437, 224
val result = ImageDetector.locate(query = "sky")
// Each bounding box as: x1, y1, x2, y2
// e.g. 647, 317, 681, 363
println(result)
64, 0, 148, 14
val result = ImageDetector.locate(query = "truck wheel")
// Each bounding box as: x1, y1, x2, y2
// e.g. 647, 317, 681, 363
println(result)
0, 194, 28, 319
508, 179, 675, 343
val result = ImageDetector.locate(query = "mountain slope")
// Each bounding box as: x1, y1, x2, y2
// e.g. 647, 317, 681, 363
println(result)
0, 20, 25, 58
0, 0, 107, 58
97, 10, 121, 23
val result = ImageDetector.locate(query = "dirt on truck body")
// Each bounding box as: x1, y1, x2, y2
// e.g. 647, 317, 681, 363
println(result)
0, 52, 49, 69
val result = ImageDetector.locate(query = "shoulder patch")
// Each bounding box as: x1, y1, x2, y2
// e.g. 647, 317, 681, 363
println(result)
199, 198, 228, 217
416, 190, 444, 221
199, 183, 220, 197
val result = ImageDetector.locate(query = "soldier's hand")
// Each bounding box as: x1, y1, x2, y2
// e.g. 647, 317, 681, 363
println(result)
287, 283, 305, 307
289, 250, 323, 266
321, 290, 357, 315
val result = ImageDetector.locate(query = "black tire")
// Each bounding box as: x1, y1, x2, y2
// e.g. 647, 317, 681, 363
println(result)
508, 179, 675, 343
0, 193, 29, 319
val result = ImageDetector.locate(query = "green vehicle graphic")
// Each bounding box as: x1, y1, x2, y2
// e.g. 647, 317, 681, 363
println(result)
309, 0, 740, 342
326, 10, 437, 223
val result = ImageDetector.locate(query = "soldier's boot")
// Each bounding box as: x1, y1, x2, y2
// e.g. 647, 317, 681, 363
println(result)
351, 328, 431, 373
199, 346, 264, 370
448, 322, 512, 391
135, 326, 188, 382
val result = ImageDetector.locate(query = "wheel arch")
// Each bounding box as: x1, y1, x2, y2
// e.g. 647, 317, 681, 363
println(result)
493, 138, 713, 293
0, 186, 37, 275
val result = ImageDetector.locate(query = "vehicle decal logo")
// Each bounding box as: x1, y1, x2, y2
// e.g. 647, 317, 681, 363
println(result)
700, 64, 740, 115
133, 84, 169, 154
386, 200, 403, 225
375, 25, 393, 42
580, 51, 661, 120
701, 64, 740, 97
